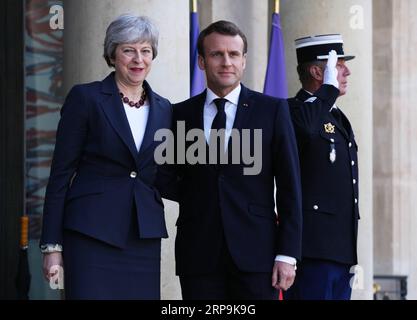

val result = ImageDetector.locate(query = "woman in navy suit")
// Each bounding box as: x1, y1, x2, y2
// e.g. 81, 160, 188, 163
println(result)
40, 14, 172, 299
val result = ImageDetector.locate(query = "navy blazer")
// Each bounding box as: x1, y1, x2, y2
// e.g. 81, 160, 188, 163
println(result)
288, 85, 359, 265
41, 72, 172, 248
171, 84, 302, 276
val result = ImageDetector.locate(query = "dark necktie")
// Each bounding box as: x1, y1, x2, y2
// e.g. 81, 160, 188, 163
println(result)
211, 98, 227, 131
210, 98, 227, 165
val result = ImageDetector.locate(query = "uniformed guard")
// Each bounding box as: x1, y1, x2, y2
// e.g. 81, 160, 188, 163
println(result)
284, 34, 359, 300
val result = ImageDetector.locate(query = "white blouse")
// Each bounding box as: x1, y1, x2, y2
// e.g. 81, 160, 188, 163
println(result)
123, 100, 150, 152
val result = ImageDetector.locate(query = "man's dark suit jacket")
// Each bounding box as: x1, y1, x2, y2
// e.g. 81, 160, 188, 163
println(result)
171, 84, 302, 276
41, 72, 172, 248
288, 85, 359, 265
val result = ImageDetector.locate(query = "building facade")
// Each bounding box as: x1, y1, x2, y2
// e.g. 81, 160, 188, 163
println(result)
1, 0, 416, 300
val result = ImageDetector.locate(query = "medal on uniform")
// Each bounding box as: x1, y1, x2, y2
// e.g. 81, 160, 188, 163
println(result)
324, 122, 335, 134
329, 142, 336, 163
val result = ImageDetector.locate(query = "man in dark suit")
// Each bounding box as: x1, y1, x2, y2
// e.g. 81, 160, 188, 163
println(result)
171, 20, 302, 299
284, 34, 359, 300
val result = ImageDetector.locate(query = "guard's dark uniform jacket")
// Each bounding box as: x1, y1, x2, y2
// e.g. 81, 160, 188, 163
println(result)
288, 84, 359, 265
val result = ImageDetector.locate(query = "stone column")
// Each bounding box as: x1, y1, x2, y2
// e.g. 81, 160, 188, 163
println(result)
374, 0, 417, 299
373, 0, 394, 284
281, 0, 374, 299
391, 0, 417, 300
64, 0, 189, 300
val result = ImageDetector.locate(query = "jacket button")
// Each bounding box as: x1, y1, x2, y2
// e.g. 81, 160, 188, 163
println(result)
130, 171, 137, 178
349, 142, 353, 148
313, 205, 319, 210
351, 161, 355, 166
353, 179, 357, 184
355, 198, 358, 204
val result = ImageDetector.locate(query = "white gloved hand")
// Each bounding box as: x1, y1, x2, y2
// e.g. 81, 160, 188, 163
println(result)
323, 50, 339, 89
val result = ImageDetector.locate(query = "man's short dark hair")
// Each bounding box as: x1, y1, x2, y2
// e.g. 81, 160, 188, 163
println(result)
297, 60, 326, 85
197, 20, 248, 57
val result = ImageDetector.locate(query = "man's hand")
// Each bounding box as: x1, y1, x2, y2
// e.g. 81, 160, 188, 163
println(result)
43, 252, 63, 281
272, 261, 296, 291
323, 50, 339, 89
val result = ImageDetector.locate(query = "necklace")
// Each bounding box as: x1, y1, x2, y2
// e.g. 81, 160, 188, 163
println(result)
119, 88, 146, 108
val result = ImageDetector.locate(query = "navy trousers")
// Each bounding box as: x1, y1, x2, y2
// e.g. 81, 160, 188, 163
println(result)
179, 238, 277, 300
283, 258, 353, 300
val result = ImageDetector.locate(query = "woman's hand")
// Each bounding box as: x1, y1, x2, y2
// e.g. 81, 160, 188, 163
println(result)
43, 252, 64, 282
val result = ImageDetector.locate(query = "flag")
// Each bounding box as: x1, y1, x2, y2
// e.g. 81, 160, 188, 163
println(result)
263, 12, 288, 99
190, 9, 205, 97
15, 215, 31, 299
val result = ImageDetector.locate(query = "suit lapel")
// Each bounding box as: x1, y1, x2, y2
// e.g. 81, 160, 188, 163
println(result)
331, 111, 349, 139
189, 91, 210, 164
137, 81, 163, 160
338, 109, 353, 139
232, 84, 253, 132
99, 72, 139, 162
192, 90, 206, 131
223, 84, 253, 159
